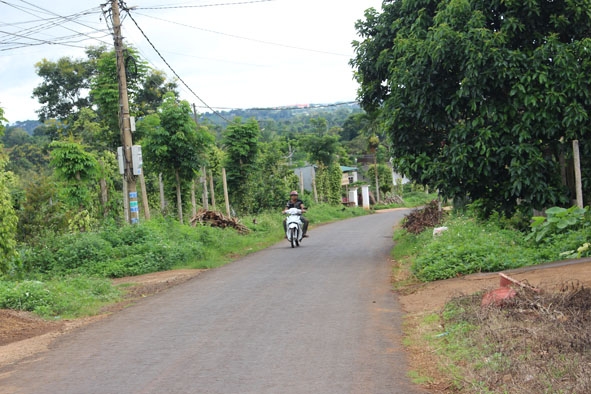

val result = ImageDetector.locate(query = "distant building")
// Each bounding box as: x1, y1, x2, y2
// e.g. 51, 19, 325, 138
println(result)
293, 165, 359, 192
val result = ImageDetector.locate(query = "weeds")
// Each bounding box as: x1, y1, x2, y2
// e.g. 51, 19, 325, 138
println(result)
437, 286, 591, 393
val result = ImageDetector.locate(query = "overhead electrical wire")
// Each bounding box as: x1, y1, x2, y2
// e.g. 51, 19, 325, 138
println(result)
123, 4, 356, 120
1, 0, 358, 116
121, 4, 234, 124
137, 0, 278, 10
134, 11, 350, 57
0, 0, 112, 50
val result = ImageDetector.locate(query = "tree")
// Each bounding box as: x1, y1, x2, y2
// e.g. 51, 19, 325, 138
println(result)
141, 93, 213, 222
300, 134, 341, 167
244, 140, 296, 214
0, 108, 18, 272
222, 118, 260, 213
341, 112, 370, 141
90, 48, 177, 149
315, 163, 342, 205
135, 69, 179, 117
32, 48, 101, 122
351, 0, 591, 216
49, 139, 99, 231
2, 127, 33, 147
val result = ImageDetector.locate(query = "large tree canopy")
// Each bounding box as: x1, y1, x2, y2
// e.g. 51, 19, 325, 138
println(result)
352, 0, 591, 215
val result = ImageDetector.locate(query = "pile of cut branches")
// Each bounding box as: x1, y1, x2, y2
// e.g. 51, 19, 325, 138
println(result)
402, 200, 444, 234
189, 209, 250, 234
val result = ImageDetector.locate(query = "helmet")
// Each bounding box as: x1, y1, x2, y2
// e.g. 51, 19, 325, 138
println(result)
290, 190, 298, 196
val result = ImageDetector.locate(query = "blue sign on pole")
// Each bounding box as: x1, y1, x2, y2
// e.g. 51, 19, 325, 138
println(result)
129, 192, 138, 199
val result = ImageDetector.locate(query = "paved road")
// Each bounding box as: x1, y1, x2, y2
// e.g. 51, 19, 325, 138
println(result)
0, 209, 426, 394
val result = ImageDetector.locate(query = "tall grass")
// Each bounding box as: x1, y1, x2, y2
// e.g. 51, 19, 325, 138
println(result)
395, 213, 588, 282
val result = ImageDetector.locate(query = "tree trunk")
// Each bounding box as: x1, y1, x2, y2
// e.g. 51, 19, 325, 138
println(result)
573, 140, 583, 208
159, 173, 165, 213
139, 171, 150, 220
202, 166, 209, 211
222, 168, 230, 217
191, 179, 197, 217
176, 169, 183, 223
209, 169, 216, 211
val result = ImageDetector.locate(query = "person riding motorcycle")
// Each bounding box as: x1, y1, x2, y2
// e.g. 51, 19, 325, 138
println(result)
282, 190, 309, 237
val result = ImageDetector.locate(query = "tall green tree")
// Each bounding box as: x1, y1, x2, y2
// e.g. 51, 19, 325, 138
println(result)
0, 108, 18, 272
49, 139, 99, 232
300, 134, 341, 167
141, 93, 213, 222
222, 118, 260, 213
32, 47, 103, 123
351, 0, 591, 215
244, 140, 296, 214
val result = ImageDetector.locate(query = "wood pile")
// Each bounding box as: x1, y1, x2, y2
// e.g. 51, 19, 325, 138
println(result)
189, 209, 250, 234
402, 200, 445, 234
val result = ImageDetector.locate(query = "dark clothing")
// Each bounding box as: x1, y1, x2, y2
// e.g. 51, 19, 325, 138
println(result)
285, 199, 305, 210
283, 199, 309, 235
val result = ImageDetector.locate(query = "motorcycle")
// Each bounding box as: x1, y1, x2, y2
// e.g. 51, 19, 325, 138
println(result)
285, 207, 304, 248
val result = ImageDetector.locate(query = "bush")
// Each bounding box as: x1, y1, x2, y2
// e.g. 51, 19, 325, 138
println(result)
411, 216, 551, 281
0, 276, 120, 317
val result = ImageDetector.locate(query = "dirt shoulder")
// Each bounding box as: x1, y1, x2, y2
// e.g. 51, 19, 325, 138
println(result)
397, 258, 591, 392
0, 269, 205, 369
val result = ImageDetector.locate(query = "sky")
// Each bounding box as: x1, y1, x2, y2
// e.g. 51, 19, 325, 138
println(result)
0, 0, 383, 124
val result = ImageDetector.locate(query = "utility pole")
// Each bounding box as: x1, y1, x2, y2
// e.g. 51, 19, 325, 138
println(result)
111, 0, 139, 224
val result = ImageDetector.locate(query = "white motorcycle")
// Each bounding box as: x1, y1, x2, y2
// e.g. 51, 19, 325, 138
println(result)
285, 207, 304, 248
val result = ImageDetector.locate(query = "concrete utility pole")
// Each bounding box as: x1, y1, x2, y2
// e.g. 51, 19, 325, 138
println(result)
111, 0, 139, 224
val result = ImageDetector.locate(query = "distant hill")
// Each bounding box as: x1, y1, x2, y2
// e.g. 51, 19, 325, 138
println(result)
7, 102, 363, 136
198, 102, 362, 128
8, 120, 41, 135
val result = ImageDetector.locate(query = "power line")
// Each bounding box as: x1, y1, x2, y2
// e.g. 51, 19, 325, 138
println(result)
0, 1, 111, 49
121, 4, 233, 124
134, 11, 350, 57
137, 0, 278, 10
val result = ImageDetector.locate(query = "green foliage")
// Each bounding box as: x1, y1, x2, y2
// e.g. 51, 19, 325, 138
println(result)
410, 216, 556, 281
0, 109, 18, 273
32, 53, 96, 122
352, 0, 590, 216
397, 205, 591, 282
315, 163, 342, 205
0, 276, 120, 318
49, 139, 99, 214
242, 140, 296, 214
222, 118, 260, 212
527, 206, 588, 243
15, 174, 69, 242
299, 133, 340, 166
49, 139, 98, 181
140, 93, 213, 221
19, 219, 206, 277
367, 163, 393, 196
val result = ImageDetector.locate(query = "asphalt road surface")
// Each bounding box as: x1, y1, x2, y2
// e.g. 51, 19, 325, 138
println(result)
0, 209, 427, 394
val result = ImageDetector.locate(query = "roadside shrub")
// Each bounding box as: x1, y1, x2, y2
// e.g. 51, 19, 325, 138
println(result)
411, 217, 549, 281
527, 206, 588, 243
0, 280, 55, 312
0, 276, 120, 317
